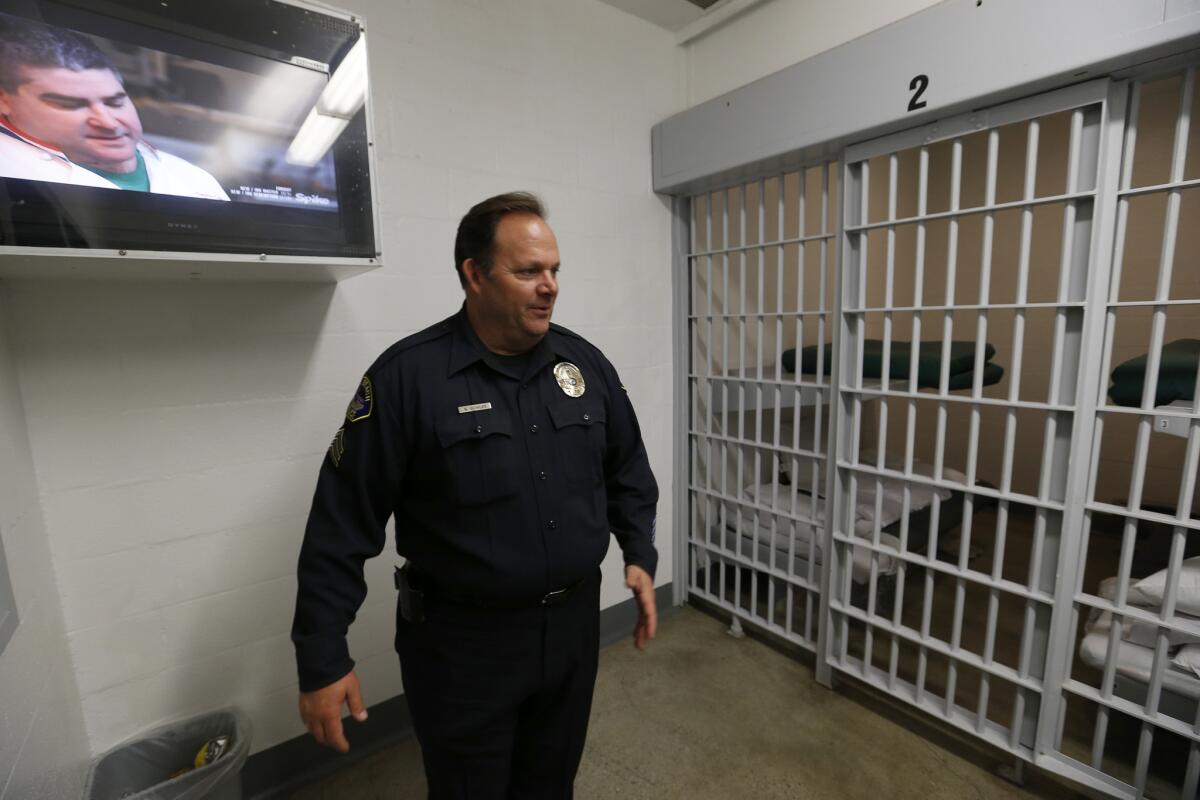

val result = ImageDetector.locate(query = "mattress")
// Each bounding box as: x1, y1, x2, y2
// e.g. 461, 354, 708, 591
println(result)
715, 491, 902, 584
783, 340, 1002, 389
729, 461, 967, 583
1108, 338, 1200, 407
772, 445, 966, 506
837, 460, 967, 526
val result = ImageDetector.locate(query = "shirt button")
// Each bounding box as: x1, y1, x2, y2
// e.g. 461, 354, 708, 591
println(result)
539, 471, 547, 481
475, 425, 483, 434
548, 520, 557, 529
583, 413, 590, 422
530, 424, 538, 434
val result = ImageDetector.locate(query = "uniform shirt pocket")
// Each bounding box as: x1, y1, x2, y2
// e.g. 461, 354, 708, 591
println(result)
435, 411, 517, 506
547, 401, 607, 488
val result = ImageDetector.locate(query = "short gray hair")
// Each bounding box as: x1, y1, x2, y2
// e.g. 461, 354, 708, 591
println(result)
453, 191, 547, 289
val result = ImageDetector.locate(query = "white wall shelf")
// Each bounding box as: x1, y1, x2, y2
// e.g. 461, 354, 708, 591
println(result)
0, 249, 379, 283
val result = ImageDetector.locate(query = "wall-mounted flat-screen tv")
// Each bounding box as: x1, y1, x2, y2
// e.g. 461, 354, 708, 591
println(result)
0, 0, 378, 271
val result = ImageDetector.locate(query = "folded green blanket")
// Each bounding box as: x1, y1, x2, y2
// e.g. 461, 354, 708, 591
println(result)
1109, 338, 1200, 407
783, 340, 998, 388
946, 362, 1005, 390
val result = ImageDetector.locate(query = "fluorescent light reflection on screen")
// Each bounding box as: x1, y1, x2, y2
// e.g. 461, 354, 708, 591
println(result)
287, 108, 347, 167
286, 36, 367, 167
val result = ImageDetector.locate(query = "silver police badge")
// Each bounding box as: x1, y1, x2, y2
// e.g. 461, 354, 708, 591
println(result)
553, 362, 585, 397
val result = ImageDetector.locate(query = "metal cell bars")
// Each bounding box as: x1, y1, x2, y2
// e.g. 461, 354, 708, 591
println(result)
687, 163, 839, 651
1047, 69, 1200, 800
821, 81, 1111, 763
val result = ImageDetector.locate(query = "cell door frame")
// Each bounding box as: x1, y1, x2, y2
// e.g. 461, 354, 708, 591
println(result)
817, 77, 1125, 783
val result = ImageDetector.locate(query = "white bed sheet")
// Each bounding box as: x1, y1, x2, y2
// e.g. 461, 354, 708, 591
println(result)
746, 464, 961, 528
696, 456, 968, 585
1095, 576, 1200, 648
719, 492, 903, 584
1079, 610, 1200, 701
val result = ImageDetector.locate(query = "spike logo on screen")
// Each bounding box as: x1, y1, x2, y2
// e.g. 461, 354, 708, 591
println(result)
346, 376, 374, 423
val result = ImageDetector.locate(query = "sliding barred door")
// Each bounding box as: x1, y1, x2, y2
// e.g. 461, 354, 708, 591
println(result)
686, 163, 839, 652
1039, 66, 1200, 800
820, 80, 1118, 766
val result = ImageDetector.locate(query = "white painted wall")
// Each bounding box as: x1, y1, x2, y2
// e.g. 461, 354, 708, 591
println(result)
682, 0, 943, 106
602, 0, 705, 31
4, 0, 683, 759
0, 284, 90, 800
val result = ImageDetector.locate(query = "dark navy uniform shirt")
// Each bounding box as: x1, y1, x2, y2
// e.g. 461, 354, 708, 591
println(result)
292, 307, 659, 691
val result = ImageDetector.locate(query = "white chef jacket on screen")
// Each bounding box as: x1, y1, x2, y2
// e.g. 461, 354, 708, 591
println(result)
0, 124, 230, 201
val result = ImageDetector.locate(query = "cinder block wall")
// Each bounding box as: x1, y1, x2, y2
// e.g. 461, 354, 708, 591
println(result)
3, 0, 682, 760
0, 283, 90, 799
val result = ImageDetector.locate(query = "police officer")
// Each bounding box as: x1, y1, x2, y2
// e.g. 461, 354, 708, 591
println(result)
291, 191, 659, 798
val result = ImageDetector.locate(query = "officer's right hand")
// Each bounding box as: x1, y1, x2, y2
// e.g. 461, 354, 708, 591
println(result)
299, 670, 368, 753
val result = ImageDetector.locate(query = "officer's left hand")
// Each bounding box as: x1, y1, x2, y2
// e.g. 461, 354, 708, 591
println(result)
625, 564, 657, 650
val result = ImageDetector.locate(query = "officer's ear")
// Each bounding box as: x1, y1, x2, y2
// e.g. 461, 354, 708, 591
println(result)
462, 258, 487, 295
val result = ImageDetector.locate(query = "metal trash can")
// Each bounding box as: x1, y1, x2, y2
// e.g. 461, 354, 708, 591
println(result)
83, 709, 250, 800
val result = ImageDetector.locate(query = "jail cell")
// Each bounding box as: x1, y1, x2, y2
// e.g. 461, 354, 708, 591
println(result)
817, 81, 1110, 768
677, 62, 1200, 798
1044, 68, 1200, 800
687, 163, 839, 651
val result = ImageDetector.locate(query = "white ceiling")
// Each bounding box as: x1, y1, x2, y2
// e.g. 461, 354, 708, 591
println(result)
594, 0, 708, 32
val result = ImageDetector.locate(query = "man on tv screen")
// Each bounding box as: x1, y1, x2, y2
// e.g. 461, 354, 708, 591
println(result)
0, 14, 229, 201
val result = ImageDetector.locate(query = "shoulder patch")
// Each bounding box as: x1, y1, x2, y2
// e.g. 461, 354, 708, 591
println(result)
346, 376, 374, 423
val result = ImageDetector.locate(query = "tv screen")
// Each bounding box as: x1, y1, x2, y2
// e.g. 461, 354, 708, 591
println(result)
0, 0, 376, 261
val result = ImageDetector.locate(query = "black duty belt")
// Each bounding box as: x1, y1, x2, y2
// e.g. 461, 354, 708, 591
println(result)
395, 565, 583, 612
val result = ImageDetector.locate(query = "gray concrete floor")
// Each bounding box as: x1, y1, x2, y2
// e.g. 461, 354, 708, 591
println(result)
288, 606, 1076, 799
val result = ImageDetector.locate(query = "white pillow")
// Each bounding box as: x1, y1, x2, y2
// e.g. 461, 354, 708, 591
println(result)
1093, 575, 1200, 646
1128, 556, 1200, 616
1173, 644, 1200, 679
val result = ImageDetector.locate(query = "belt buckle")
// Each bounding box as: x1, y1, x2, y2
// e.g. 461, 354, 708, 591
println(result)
540, 587, 569, 607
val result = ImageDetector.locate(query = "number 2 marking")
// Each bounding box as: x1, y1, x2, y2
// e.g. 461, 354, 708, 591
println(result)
908, 74, 929, 112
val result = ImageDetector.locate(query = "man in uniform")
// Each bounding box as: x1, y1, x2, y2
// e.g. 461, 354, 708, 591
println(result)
291, 192, 659, 797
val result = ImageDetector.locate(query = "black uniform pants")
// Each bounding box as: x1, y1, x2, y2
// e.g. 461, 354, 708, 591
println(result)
394, 571, 601, 799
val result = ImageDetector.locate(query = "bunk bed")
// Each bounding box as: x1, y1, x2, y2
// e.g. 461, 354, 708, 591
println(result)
728, 455, 971, 583
700, 340, 1003, 608
1067, 342, 1200, 720
1078, 560, 1200, 722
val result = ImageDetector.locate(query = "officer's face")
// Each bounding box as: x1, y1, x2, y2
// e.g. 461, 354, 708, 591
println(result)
467, 213, 560, 352
0, 66, 144, 173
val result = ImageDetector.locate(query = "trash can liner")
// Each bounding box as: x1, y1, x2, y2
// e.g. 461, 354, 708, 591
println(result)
84, 709, 251, 800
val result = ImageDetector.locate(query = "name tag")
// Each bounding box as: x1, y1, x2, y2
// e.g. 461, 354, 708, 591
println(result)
458, 402, 493, 414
